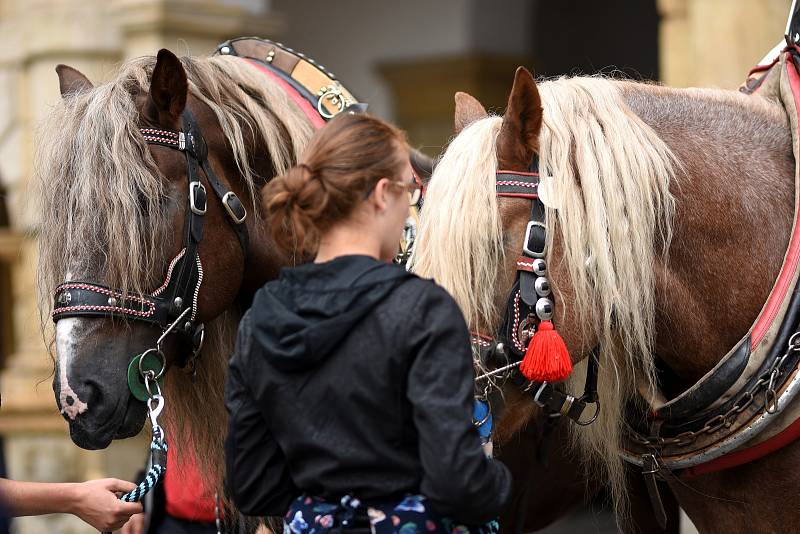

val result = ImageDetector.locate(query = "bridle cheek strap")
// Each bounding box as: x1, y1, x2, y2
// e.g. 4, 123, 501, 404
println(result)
51, 110, 244, 366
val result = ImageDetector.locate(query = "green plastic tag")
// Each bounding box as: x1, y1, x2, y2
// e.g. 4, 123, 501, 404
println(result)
127, 352, 165, 402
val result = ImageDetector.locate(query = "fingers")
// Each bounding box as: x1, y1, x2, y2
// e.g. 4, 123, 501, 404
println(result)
118, 501, 144, 515
103, 478, 138, 494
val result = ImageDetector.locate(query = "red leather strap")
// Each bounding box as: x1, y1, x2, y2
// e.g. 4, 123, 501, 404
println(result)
682, 414, 800, 478
751, 50, 800, 349
243, 58, 325, 130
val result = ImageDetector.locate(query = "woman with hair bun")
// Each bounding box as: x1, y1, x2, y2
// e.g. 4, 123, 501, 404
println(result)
224, 113, 511, 533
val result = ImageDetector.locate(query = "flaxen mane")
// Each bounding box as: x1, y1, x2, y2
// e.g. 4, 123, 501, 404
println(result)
409, 76, 677, 516
34, 54, 314, 488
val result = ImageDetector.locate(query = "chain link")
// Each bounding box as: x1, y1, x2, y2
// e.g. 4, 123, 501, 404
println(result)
628, 334, 800, 449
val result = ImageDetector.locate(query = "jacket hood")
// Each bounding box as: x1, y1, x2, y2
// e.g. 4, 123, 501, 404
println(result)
250, 254, 414, 371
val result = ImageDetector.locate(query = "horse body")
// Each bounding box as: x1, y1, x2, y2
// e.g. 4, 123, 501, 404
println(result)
412, 69, 800, 532
628, 83, 797, 534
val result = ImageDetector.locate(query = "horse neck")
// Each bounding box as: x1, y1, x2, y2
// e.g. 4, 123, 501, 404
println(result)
624, 84, 795, 391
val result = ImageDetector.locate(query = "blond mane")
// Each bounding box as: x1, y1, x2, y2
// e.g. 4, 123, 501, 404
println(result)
35, 54, 315, 488
410, 76, 677, 516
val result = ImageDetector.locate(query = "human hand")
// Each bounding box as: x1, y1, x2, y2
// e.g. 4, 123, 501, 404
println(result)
121, 511, 145, 534
69, 478, 143, 532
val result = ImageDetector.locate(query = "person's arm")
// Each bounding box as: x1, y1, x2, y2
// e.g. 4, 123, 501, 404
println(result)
406, 284, 512, 525
224, 313, 298, 517
0, 477, 143, 531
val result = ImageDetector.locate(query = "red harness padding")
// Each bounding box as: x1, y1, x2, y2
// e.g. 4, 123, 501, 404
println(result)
242, 58, 325, 130
683, 415, 800, 478
164, 445, 218, 523
685, 45, 800, 477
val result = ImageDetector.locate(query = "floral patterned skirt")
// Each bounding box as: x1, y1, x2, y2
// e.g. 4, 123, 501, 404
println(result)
284, 494, 500, 534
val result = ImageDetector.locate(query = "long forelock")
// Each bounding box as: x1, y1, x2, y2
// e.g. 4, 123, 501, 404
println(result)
408, 116, 506, 336
411, 76, 677, 519
35, 54, 314, 310
34, 53, 315, 493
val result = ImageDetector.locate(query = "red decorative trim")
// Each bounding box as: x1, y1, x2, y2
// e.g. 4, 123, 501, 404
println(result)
497, 170, 539, 177
685, 51, 800, 477
752, 52, 800, 349
497, 180, 537, 188
242, 58, 325, 129
682, 414, 800, 478
52, 283, 156, 318
511, 291, 526, 352
140, 128, 179, 138
497, 193, 539, 199
152, 249, 187, 296
516, 257, 535, 272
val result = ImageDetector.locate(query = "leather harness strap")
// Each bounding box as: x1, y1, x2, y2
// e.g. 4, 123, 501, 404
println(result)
52, 110, 248, 366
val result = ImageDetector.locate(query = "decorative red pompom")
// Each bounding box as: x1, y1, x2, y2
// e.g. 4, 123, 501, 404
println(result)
519, 320, 573, 382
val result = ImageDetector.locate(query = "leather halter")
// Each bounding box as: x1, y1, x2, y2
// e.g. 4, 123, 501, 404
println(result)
474, 157, 600, 425
52, 110, 248, 364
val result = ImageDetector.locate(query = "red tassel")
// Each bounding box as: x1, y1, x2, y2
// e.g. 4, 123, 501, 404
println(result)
519, 321, 573, 382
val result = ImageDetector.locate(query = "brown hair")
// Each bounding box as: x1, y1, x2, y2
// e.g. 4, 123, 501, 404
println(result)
265, 112, 408, 254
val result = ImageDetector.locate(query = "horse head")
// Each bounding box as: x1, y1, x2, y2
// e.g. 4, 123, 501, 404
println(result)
410, 66, 683, 513
39, 49, 312, 460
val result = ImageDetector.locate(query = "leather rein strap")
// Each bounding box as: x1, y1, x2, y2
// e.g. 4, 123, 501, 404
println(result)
52, 110, 248, 360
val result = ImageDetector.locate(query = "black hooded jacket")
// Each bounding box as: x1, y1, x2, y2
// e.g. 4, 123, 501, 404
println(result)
224, 255, 511, 525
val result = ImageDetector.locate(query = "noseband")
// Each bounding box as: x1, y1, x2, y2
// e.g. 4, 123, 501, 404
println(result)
473, 156, 601, 426
51, 110, 249, 374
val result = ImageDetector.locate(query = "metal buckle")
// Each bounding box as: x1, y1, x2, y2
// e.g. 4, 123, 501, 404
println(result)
222, 191, 247, 224
523, 220, 547, 258
189, 181, 207, 215
178, 131, 186, 151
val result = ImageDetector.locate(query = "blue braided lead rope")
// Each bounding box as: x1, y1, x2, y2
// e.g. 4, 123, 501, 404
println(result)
120, 429, 168, 503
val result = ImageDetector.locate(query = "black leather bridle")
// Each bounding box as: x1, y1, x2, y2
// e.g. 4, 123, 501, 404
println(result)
473, 156, 600, 425
51, 110, 249, 367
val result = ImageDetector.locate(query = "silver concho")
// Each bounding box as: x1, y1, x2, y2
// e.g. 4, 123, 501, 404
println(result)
535, 298, 554, 321
534, 277, 551, 297
57, 291, 72, 305
532, 258, 547, 276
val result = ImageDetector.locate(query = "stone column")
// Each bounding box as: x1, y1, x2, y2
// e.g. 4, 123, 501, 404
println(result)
0, 1, 284, 532
113, 0, 281, 59
0, 1, 128, 530
659, 0, 792, 88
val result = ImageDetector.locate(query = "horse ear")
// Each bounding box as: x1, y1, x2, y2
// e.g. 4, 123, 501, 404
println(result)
454, 92, 488, 134
56, 65, 93, 97
148, 49, 188, 125
497, 67, 543, 165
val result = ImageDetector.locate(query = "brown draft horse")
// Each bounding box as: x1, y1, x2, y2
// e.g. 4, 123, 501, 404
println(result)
36, 48, 317, 491
411, 66, 798, 533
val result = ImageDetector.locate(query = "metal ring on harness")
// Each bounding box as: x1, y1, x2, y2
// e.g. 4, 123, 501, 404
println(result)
139, 348, 166, 381
574, 398, 601, 426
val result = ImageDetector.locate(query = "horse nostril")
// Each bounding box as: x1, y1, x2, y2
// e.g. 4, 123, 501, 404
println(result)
65, 395, 75, 406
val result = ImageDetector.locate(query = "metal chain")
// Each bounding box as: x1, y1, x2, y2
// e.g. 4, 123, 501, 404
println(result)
628, 332, 800, 448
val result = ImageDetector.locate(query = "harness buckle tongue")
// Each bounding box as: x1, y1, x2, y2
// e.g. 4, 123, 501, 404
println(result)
642, 453, 668, 530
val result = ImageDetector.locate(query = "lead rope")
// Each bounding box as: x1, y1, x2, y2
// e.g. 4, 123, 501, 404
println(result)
102, 377, 168, 533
